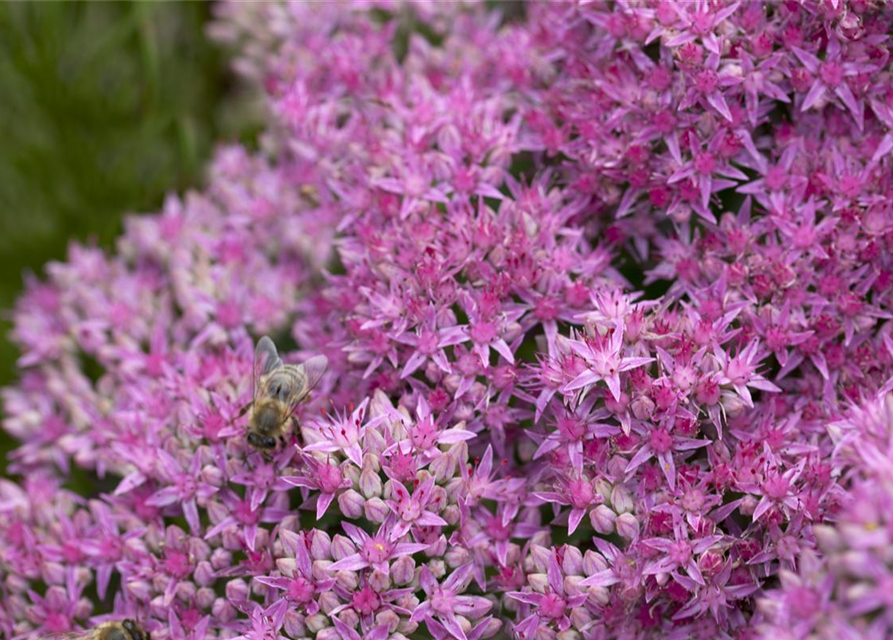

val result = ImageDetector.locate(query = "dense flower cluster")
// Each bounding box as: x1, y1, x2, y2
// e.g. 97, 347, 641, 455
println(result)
3, 2, 893, 639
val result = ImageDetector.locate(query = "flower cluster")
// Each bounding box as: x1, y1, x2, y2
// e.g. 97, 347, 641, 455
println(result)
3, 2, 893, 640
756, 391, 893, 640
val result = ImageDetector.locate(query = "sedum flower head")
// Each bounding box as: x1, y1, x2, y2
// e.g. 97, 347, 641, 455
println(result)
3, 1, 893, 639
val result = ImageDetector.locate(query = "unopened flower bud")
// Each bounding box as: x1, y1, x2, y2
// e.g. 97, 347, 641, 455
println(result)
338, 489, 365, 518
738, 495, 757, 516
391, 556, 415, 585
480, 617, 503, 638
430, 450, 457, 481
564, 575, 585, 597
359, 469, 382, 498
196, 587, 215, 609
426, 535, 448, 556
454, 403, 474, 422
558, 630, 581, 640
276, 558, 297, 577
377, 609, 401, 633
225, 578, 249, 605
590, 505, 617, 534
611, 485, 634, 514
319, 590, 341, 613
369, 568, 390, 592
210, 548, 232, 571
606, 455, 628, 478
443, 374, 461, 394
425, 360, 444, 383
338, 609, 359, 629
195, 561, 215, 586
588, 585, 610, 605
201, 464, 224, 487
631, 395, 655, 420
126, 579, 152, 601
336, 569, 359, 591
364, 497, 390, 522
41, 562, 65, 585
221, 529, 242, 550
73, 596, 92, 620
283, 610, 305, 638
531, 531, 552, 549
306, 615, 329, 634
442, 504, 461, 525
528, 572, 549, 592
341, 464, 360, 486
504, 322, 522, 342
445, 545, 471, 568
428, 559, 446, 578
517, 437, 537, 462
562, 545, 584, 576
212, 597, 236, 622
331, 534, 356, 560
594, 478, 613, 500
720, 391, 747, 418
310, 530, 332, 559
616, 513, 640, 540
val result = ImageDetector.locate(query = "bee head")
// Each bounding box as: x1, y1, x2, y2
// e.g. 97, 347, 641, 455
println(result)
247, 431, 277, 450
122, 620, 149, 640
103, 620, 148, 640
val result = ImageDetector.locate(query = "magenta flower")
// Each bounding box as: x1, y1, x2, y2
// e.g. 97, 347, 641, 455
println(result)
385, 476, 448, 540
508, 549, 586, 638
411, 564, 492, 640
282, 454, 351, 519
3, 1, 893, 638
564, 327, 654, 401
325, 519, 428, 574
253, 530, 334, 615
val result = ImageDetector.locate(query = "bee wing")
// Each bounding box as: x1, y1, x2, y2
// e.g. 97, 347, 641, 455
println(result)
254, 336, 283, 401
267, 355, 327, 410
295, 354, 328, 402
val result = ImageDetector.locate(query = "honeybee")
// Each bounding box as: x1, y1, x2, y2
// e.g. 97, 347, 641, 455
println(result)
246, 335, 327, 452
47, 620, 150, 640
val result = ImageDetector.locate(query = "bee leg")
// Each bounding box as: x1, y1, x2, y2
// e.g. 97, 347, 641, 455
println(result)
291, 416, 301, 447
236, 401, 253, 419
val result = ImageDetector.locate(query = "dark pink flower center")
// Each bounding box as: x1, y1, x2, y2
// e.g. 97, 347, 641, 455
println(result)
669, 540, 692, 566
362, 538, 392, 564
693, 152, 716, 175
43, 613, 71, 634
233, 499, 260, 525
540, 593, 567, 619
763, 475, 790, 500
163, 550, 192, 578
318, 463, 343, 494
695, 70, 718, 94
352, 586, 381, 615
819, 62, 843, 88
411, 418, 439, 450
649, 429, 673, 454
417, 331, 439, 355
535, 296, 560, 321
470, 321, 499, 344
567, 478, 595, 509
765, 166, 787, 191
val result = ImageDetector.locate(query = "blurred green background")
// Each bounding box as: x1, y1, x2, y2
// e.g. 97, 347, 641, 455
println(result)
0, 2, 261, 475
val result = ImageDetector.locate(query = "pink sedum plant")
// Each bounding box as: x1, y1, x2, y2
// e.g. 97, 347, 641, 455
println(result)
3, 2, 893, 640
